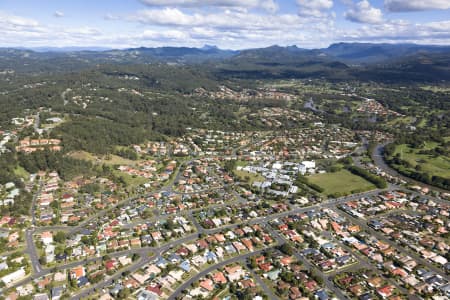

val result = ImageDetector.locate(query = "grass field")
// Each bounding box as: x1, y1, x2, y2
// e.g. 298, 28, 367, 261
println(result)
233, 170, 265, 184
69, 151, 141, 166
392, 142, 450, 179
308, 170, 376, 196
421, 86, 450, 92
14, 166, 30, 179
112, 170, 149, 187
386, 116, 415, 126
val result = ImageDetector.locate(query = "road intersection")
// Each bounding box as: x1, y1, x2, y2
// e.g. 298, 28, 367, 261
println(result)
11, 145, 449, 299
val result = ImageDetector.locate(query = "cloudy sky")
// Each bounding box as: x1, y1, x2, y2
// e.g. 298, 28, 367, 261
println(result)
1, 0, 449, 49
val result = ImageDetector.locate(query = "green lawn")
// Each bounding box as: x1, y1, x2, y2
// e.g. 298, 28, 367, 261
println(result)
112, 170, 149, 187
14, 166, 30, 179
386, 116, 414, 126
421, 85, 450, 92
308, 170, 376, 196
234, 170, 265, 184
392, 142, 450, 179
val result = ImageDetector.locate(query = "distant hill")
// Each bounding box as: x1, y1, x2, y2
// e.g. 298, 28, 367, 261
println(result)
354, 52, 450, 82
114, 46, 237, 63
214, 45, 350, 80
323, 42, 450, 64
0, 45, 237, 73
1, 43, 449, 83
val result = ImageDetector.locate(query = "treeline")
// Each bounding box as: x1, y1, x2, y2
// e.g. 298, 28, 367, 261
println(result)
384, 144, 450, 190
0, 151, 21, 186
295, 175, 324, 193
52, 117, 153, 154
371, 87, 450, 114
0, 151, 33, 216
18, 150, 95, 180
346, 165, 387, 189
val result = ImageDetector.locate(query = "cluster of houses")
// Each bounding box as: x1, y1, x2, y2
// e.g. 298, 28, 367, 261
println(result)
334, 269, 401, 299
193, 85, 296, 102
243, 160, 317, 197
98, 216, 193, 252
254, 107, 319, 128
329, 200, 449, 299
134, 141, 191, 157
181, 263, 265, 299
368, 200, 449, 274
338, 190, 409, 219
5, 255, 135, 300
37, 214, 194, 267
249, 253, 331, 300
104, 225, 275, 300
173, 159, 225, 193
0, 182, 21, 206
36, 172, 60, 224
0, 230, 20, 251
0, 130, 14, 155
196, 201, 289, 229
10, 115, 34, 127
271, 209, 361, 273
243, 126, 357, 161
0, 254, 29, 288
118, 160, 177, 183
154, 189, 233, 215
34, 171, 121, 226
185, 129, 249, 156
357, 98, 402, 117
16, 137, 62, 153
136, 142, 169, 156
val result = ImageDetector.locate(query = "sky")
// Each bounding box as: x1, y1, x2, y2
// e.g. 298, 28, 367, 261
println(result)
0, 0, 449, 49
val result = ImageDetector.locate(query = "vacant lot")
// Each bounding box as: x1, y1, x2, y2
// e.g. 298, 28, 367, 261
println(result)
308, 170, 376, 196
234, 170, 265, 185
69, 150, 140, 166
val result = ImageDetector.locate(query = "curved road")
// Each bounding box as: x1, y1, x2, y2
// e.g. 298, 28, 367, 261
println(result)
372, 143, 449, 193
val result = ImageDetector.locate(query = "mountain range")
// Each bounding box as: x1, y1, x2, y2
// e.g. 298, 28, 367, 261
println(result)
1, 43, 449, 82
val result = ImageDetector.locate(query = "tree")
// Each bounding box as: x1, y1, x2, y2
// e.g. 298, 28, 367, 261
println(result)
54, 231, 67, 243
279, 243, 294, 255
117, 288, 131, 299
249, 257, 258, 269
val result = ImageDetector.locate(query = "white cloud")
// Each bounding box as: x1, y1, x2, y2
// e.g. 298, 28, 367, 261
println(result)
297, 0, 333, 10
54, 11, 64, 18
385, 0, 450, 12
339, 19, 450, 44
1, 4, 450, 50
122, 7, 337, 49
140, 0, 279, 12
345, 0, 383, 24
141, 29, 190, 40
297, 0, 334, 18
0, 11, 39, 27
131, 8, 309, 30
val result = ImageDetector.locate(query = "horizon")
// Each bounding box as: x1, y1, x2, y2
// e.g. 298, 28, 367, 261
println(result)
1, 0, 450, 49
3, 41, 450, 53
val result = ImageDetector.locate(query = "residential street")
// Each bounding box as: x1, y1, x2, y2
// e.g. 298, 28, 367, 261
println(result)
9, 145, 449, 299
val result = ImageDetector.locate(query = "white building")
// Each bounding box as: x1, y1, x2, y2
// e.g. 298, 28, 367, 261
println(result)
301, 160, 316, 169
1, 267, 26, 286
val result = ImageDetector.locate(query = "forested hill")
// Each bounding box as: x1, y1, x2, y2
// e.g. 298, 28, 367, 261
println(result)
1, 43, 450, 83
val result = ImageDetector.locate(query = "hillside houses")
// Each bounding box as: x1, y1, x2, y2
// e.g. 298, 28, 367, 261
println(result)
16, 137, 62, 153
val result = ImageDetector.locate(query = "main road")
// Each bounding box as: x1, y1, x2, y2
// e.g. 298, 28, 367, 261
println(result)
18, 142, 448, 299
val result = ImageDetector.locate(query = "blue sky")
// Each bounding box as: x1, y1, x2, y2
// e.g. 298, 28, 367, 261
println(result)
0, 0, 449, 49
